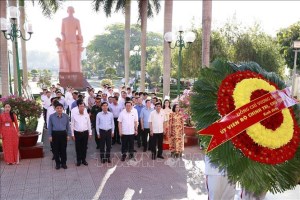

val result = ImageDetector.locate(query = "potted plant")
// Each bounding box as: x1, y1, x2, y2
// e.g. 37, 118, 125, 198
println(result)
172, 89, 198, 146
0, 96, 43, 147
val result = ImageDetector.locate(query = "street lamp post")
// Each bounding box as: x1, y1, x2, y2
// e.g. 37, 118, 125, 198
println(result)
7, 50, 13, 94
1, 6, 33, 96
164, 27, 196, 96
292, 41, 300, 97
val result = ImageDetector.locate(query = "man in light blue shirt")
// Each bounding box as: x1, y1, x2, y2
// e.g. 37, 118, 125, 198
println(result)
96, 102, 114, 163
134, 97, 145, 148
140, 99, 154, 152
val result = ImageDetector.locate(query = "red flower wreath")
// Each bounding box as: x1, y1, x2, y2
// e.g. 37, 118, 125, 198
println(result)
217, 71, 299, 164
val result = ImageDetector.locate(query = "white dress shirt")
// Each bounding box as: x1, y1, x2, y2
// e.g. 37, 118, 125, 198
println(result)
96, 111, 115, 135
71, 111, 92, 136
42, 96, 51, 110
118, 109, 138, 135
149, 110, 167, 133
41, 94, 48, 109
71, 106, 88, 116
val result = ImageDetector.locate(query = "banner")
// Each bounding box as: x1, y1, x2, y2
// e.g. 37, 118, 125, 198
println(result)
199, 87, 299, 152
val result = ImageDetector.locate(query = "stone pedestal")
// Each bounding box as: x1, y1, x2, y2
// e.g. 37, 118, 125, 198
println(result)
59, 72, 85, 90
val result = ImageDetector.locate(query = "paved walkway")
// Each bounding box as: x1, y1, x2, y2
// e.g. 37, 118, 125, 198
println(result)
1, 132, 299, 200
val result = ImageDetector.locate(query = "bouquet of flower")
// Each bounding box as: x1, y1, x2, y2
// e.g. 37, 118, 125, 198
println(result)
173, 89, 194, 127
0, 96, 42, 133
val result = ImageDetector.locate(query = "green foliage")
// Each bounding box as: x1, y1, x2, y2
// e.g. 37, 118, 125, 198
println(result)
85, 23, 163, 76
31, 0, 61, 18
146, 46, 163, 83
0, 96, 43, 133
277, 21, 300, 70
105, 67, 117, 79
93, 0, 161, 19
191, 59, 300, 195
100, 79, 113, 87
36, 69, 52, 88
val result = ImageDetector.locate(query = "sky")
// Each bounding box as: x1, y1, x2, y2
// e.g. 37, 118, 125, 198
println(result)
14, 1, 300, 54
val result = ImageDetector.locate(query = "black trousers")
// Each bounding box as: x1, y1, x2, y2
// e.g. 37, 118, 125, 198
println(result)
74, 130, 89, 162
52, 131, 68, 166
99, 129, 112, 159
152, 133, 163, 156
142, 128, 150, 151
136, 120, 142, 146
43, 108, 47, 127
93, 127, 100, 148
121, 134, 135, 157
112, 118, 120, 143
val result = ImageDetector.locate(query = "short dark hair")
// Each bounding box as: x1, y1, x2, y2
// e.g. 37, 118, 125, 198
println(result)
155, 102, 162, 107
125, 101, 132, 106
138, 92, 144, 96
77, 99, 84, 106
145, 99, 151, 103
101, 102, 108, 107
50, 97, 57, 102
113, 96, 119, 101
143, 92, 148, 96
127, 87, 131, 90
55, 103, 63, 108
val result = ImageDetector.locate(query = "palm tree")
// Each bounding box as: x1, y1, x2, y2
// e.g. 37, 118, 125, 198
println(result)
93, 0, 160, 89
163, 0, 173, 98
202, 0, 212, 67
139, 0, 148, 92
138, 0, 160, 92
0, 0, 9, 96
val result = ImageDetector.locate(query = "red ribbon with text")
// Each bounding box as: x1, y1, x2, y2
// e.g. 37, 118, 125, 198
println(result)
199, 87, 299, 152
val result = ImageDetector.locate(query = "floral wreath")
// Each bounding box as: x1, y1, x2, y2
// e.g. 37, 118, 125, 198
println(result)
191, 60, 300, 195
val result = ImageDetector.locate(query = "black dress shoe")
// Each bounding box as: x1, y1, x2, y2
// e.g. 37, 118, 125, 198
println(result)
55, 165, 60, 170
101, 159, 106, 163
133, 150, 137, 152
117, 141, 121, 144
112, 141, 116, 145
137, 144, 141, 148
82, 161, 88, 166
143, 149, 147, 152
96, 146, 100, 149
52, 156, 55, 160
121, 156, 126, 162
76, 162, 81, 166
157, 155, 164, 159
61, 164, 68, 169
107, 158, 111, 163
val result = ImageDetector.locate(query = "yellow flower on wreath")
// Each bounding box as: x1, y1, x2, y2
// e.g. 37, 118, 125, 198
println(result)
233, 78, 294, 149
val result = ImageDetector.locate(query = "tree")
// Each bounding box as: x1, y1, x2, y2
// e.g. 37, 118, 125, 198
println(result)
93, 0, 161, 87
105, 67, 117, 79
163, 0, 173, 98
0, 0, 9, 96
201, 0, 212, 67
85, 23, 162, 77
277, 21, 300, 70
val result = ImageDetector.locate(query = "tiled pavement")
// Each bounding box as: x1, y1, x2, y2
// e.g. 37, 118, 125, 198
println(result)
1, 132, 299, 200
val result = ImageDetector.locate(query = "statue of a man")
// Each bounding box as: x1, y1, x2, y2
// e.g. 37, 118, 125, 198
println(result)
61, 6, 83, 73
